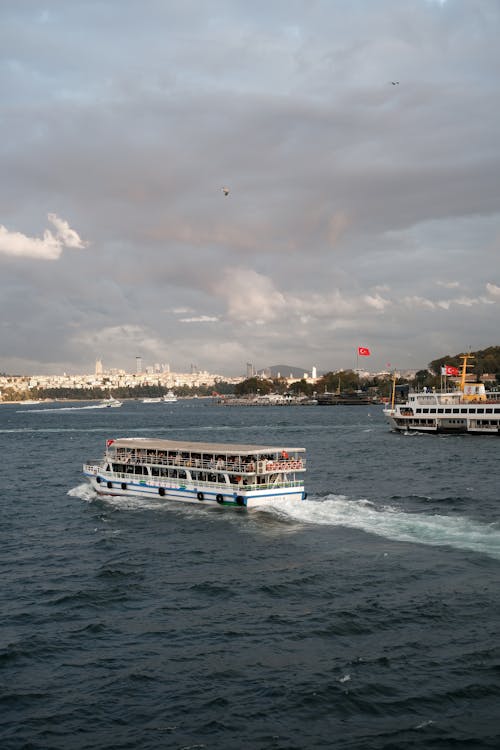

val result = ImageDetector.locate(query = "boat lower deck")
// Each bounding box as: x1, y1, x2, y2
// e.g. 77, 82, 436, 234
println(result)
85, 471, 304, 508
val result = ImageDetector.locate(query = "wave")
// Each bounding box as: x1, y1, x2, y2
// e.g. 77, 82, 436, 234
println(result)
266, 495, 500, 560
69, 483, 500, 560
16, 403, 115, 413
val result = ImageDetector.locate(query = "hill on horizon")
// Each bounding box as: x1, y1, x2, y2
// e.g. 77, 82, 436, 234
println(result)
429, 345, 500, 376
258, 364, 310, 379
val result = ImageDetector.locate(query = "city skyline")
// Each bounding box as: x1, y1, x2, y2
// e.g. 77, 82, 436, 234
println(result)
1, 1, 499, 376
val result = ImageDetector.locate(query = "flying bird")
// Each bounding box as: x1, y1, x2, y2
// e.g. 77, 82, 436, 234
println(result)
222, 186, 230, 196
391, 81, 400, 85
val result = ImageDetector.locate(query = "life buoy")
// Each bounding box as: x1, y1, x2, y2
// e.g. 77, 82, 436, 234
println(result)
121, 483, 127, 491
197, 491, 204, 501
107, 481, 113, 489
159, 487, 165, 497
96, 476, 101, 484
235, 495, 245, 507
216, 494, 224, 505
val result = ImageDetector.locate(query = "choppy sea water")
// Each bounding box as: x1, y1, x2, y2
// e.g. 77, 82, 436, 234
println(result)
1, 400, 499, 750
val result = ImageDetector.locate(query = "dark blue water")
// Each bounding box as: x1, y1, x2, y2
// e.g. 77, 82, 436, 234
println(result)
1, 400, 499, 749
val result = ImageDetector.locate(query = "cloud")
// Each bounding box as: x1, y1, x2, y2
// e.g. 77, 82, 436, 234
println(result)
0, 214, 87, 260
486, 282, 500, 298
435, 280, 460, 289
72, 324, 170, 364
364, 293, 391, 311
179, 315, 219, 323
214, 268, 287, 324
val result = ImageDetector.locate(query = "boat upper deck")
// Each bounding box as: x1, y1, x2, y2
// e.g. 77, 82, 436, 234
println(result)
107, 438, 305, 457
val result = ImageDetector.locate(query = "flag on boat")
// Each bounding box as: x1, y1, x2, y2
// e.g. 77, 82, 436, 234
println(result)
441, 365, 459, 376
358, 346, 371, 356
106, 439, 115, 447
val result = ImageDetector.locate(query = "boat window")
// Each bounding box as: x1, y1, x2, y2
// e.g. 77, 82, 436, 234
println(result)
486, 409, 492, 414
423, 408, 429, 413
461, 409, 467, 413
437, 409, 444, 414
452, 408, 459, 414
469, 409, 476, 414
477, 409, 484, 414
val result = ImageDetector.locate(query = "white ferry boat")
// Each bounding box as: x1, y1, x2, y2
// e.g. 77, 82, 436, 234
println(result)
163, 390, 177, 403
384, 355, 500, 434
83, 438, 306, 508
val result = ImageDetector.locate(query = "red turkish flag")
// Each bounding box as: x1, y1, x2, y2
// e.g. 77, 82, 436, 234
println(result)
444, 365, 459, 376
358, 346, 371, 356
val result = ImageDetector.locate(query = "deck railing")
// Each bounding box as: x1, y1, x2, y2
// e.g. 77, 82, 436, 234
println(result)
84, 464, 304, 491
104, 455, 306, 473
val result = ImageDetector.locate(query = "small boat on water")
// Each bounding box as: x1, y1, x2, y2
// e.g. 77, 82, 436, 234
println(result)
142, 397, 162, 403
102, 395, 122, 408
83, 438, 306, 508
162, 390, 177, 403
384, 355, 500, 434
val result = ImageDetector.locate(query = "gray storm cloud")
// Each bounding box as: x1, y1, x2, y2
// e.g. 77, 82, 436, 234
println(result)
0, 1, 499, 375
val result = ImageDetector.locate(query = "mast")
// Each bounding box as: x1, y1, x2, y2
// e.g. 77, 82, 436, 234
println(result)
390, 372, 396, 411
459, 354, 472, 392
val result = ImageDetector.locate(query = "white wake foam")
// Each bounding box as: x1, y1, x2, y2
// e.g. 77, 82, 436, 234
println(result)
68, 484, 500, 560
266, 495, 500, 560
18, 403, 112, 413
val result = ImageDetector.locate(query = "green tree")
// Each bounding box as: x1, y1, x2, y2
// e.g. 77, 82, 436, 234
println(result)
234, 377, 273, 396
287, 379, 313, 396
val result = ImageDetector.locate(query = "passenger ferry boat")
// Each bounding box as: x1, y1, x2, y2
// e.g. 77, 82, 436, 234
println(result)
83, 438, 306, 508
384, 355, 500, 434
162, 390, 177, 403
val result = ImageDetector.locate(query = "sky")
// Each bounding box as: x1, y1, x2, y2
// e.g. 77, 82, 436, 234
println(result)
1, 0, 499, 376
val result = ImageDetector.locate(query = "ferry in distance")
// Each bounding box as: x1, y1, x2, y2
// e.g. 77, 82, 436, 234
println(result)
384, 355, 500, 434
83, 438, 306, 508
163, 390, 177, 403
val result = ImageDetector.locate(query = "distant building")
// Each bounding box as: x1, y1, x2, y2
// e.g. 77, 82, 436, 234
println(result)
136, 356, 142, 374
95, 359, 103, 376
246, 362, 254, 378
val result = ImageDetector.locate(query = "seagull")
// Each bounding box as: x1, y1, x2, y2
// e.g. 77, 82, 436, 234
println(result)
391, 81, 400, 85
222, 186, 230, 196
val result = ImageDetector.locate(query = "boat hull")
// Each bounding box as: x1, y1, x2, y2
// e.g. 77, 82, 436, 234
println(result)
85, 472, 304, 508
384, 409, 500, 435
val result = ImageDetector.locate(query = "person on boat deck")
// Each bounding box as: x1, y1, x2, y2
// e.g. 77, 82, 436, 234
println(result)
281, 450, 289, 459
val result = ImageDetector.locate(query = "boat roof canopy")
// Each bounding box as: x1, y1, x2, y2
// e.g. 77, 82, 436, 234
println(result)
108, 438, 305, 455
